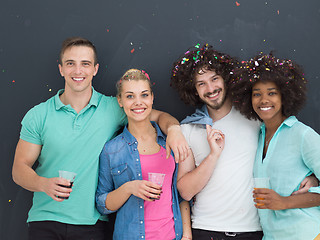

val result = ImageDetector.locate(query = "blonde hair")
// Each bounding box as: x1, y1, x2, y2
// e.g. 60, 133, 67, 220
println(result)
116, 69, 152, 97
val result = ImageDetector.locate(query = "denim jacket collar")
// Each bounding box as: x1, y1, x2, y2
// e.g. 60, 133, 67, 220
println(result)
180, 104, 213, 126
122, 121, 166, 146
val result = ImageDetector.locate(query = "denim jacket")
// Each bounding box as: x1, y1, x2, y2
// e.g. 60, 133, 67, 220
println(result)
96, 122, 183, 240
180, 104, 213, 126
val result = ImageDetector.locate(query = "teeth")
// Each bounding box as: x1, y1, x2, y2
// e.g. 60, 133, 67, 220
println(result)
73, 77, 84, 81
208, 92, 219, 98
260, 107, 272, 111
132, 109, 144, 113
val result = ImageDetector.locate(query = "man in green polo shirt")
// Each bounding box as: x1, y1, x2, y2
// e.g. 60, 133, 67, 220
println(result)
12, 37, 189, 240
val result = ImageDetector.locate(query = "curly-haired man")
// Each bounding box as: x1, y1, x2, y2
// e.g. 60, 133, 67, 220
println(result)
170, 44, 315, 240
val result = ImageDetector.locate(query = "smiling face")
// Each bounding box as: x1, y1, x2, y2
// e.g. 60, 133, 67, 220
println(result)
59, 46, 99, 95
117, 79, 154, 123
194, 69, 227, 111
252, 81, 284, 123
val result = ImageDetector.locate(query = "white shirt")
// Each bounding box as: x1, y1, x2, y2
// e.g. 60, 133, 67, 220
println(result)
181, 107, 262, 232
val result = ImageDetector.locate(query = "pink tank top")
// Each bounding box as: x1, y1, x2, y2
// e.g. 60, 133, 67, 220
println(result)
140, 146, 176, 240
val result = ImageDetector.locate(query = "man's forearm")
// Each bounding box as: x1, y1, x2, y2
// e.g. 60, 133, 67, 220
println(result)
178, 153, 219, 201
12, 162, 45, 192
150, 109, 179, 134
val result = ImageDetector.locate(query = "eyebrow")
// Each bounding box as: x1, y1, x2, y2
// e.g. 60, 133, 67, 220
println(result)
252, 87, 278, 91
195, 74, 218, 82
64, 60, 92, 64
124, 89, 150, 94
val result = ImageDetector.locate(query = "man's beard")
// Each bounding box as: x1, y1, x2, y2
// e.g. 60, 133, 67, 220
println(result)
203, 88, 227, 110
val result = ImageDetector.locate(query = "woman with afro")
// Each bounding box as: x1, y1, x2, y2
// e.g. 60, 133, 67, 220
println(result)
231, 53, 320, 239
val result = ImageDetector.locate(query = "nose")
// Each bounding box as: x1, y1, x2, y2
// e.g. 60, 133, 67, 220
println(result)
206, 82, 216, 93
134, 96, 142, 105
260, 94, 269, 104
74, 64, 83, 75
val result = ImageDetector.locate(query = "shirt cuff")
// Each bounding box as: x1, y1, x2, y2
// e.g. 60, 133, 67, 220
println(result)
308, 187, 320, 194
96, 192, 116, 215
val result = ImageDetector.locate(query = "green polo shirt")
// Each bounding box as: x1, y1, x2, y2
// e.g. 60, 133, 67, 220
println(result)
20, 88, 126, 225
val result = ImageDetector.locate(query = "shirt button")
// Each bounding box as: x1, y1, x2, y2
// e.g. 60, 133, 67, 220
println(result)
141, 236, 144, 239
136, 159, 139, 161
118, 171, 120, 173
140, 206, 143, 209
138, 174, 141, 176
140, 221, 143, 224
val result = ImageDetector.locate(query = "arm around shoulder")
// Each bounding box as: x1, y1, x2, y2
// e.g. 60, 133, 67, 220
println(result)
150, 109, 190, 162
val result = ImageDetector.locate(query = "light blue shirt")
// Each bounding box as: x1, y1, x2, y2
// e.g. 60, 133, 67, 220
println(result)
254, 116, 320, 239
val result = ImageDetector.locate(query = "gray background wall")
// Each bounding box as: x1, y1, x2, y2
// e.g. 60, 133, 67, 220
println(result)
1, 0, 319, 239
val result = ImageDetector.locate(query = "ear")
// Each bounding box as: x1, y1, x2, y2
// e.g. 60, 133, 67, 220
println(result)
58, 64, 64, 77
151, 92, 154, 104
117, 96, 123, 108
93, 63, 99, 76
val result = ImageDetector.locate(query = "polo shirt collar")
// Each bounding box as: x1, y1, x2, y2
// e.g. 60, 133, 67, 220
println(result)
54, 87, 99, 110
122, 121, 166, 145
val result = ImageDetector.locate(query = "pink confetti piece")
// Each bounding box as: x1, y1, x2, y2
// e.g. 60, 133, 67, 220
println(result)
131, 48, 135, 53
236, 1, 240, 6
12, 80, 15, 83
277, 10, 280, 15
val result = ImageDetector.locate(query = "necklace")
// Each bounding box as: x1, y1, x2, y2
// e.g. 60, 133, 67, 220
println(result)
265, 132, 275, 149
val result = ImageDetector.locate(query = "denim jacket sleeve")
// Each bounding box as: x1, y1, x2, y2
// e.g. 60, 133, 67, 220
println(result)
95, 143, 116, 215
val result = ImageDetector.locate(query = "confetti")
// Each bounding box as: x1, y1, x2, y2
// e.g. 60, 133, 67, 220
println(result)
12, 80, 15, 83
49, 89, 52, 92
8, 200, 11, 202
277, 10, 280, 15
2, 69, 5, 73
236, 1, 240, 6
131, 48, 135, 53
107, 29, 110, 32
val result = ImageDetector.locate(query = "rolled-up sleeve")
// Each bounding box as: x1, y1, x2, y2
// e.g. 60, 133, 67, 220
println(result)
302, 128, 320, 194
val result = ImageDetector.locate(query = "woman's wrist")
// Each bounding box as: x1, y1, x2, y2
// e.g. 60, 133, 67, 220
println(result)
182, 236, 192, 239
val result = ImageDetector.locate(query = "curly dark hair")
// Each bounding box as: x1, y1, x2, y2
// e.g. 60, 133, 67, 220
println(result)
170, 44, 238, 106
230, 53, 307, 121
